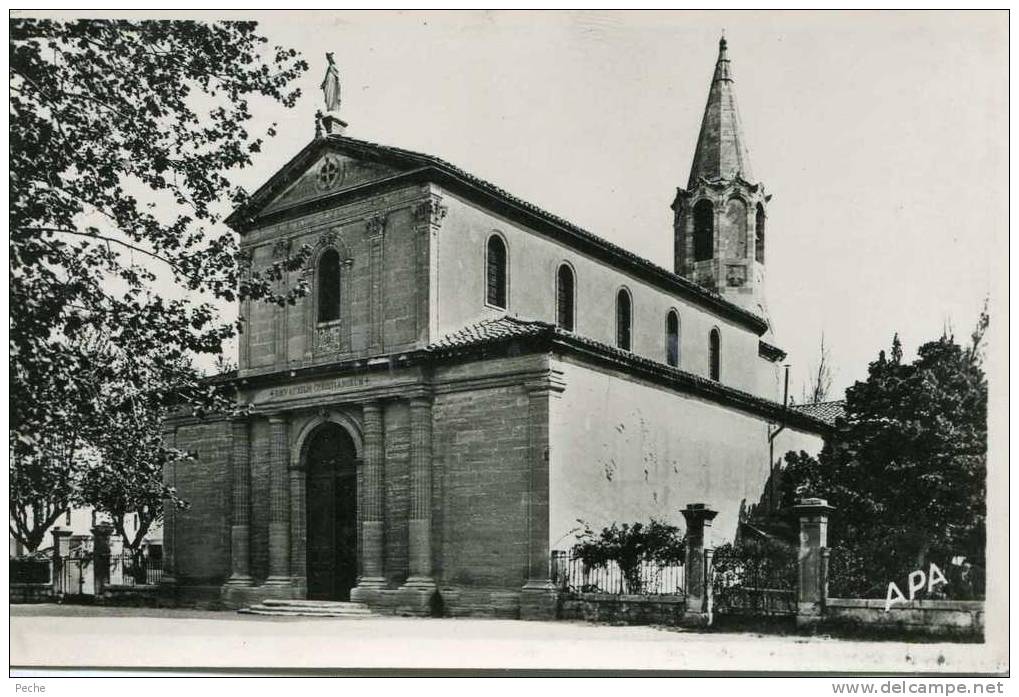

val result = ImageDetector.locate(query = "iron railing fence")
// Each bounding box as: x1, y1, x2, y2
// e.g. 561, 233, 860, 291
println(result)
49, 551, 163, 596
108, 553, 163, 587
711, 540, 799, 616
551, 550, 685, 596
55, 555, 94, 596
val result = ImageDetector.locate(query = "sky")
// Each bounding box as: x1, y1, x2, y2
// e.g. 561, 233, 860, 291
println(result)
206, 10, 1006, 400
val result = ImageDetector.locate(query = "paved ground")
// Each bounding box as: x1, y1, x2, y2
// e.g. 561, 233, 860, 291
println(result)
10, 604, 1005, 674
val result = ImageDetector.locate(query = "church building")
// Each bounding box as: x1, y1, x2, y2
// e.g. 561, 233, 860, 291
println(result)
163, 38, 832, 617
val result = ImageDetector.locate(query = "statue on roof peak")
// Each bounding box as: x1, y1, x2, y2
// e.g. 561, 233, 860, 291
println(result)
321, 52, 341, 114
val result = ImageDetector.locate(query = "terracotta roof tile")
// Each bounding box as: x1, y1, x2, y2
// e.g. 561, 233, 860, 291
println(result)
426, 316, 552, 351
427, 316, 833, 433
790, 400, 846, 427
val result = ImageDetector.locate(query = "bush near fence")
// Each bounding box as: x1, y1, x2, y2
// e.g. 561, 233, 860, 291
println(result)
551, 550, 685, 596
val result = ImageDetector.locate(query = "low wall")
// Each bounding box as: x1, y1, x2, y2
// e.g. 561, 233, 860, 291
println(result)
824, 598, 984, 637
437, 586, 520, 619
11, 582, 54, 604
99, 584, 162, 607
559, 593, 687, 625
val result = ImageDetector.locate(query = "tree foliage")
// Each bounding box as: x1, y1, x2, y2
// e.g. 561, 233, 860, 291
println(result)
573, 519, 686, 593
10, 18, 310, 549
780, 311, 988, 598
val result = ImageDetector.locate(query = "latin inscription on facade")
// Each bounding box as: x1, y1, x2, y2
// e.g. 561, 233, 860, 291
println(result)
259, 374, 369, 402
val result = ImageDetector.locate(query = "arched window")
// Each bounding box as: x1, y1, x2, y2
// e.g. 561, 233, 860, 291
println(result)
317, 249, 341, 323
693, 200, 714, 262
755, 203, 766, 264
709, 328, 721, 381
666, 310, 680, 367
556, 264, 575, 331
616, 289, 632, 351
486, 235, 507, 309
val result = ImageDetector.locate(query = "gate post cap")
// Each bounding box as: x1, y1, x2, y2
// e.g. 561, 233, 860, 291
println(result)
792, 498, 835, 516
681, 503, 718, 523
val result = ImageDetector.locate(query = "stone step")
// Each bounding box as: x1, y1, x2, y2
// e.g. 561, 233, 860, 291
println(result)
261, 599, 369, 610
238, 607, 372, 618
238, 599, 374, 618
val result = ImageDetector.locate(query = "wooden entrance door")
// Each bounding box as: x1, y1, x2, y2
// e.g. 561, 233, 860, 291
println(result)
305, 424, 358, 600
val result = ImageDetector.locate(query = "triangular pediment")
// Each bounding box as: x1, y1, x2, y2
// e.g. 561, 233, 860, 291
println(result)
227, 138, 427, 230
261, 150, 402, 215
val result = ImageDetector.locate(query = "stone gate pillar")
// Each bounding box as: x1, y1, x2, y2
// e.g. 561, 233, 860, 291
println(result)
682, 503, 717, 626
352, 400, 386, 602
399, 393, 436, 614
91, 523, 114, 598
225, 416, 253, 588
794, 497, 834, 627
266, 413, 291, 586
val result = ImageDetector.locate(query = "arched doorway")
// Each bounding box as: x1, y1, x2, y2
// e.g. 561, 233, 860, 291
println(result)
304, 423, 358, 600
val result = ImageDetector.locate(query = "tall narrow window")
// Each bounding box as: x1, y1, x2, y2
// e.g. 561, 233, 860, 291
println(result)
709, 328, 721, 381
616, 289, 632, 351
666, 310, 680, 367
556, 264, 575, 331
317, 249, 341, 323
486, 235, 507, 309
694, 200, 714, 262
755, 203, 766, 264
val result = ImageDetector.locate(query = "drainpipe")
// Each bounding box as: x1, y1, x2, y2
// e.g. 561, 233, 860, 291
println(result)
767, 365, 791, 512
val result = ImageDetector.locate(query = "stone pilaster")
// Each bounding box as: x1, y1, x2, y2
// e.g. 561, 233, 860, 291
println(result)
366, 216, 385, 352
794, 497, 835, 627
681, 503, 718, 626
265, 413, 291, 585
519, 380, 557, 620
225, 416, 253, 587
398, 393, 436, 614
352, 401, 386, 601
289, 455, 307, 595
412, 196, 446, 343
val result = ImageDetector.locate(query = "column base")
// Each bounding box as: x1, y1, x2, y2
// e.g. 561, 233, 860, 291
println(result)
395, 577, 438, 616
350, 577, 387, 605
796, 601, 823, 628
519, 579, 558, 620
264, 576, 294, 587
680, 610, 713, 628
223, 575, 254, 587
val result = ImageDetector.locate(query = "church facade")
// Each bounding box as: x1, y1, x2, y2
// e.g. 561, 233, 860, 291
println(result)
163, 38, 831, 617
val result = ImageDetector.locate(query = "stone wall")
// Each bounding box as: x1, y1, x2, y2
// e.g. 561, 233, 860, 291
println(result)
823, 598, 985, 637
10, 583, 52, 604
559, 593, 687, 625
170, 417, 232, 586
548, 355, 825, 547
240, 182, 429, 375
433, 376, 532, 591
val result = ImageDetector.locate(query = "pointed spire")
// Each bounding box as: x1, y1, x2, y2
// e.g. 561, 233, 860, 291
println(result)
687, 35, 754, 187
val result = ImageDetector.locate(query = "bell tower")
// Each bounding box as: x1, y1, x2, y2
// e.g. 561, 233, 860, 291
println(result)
672, 37, 771, 326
